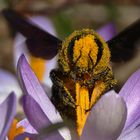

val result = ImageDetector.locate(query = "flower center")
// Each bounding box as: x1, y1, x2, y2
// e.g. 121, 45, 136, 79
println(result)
8, 119, 29, 140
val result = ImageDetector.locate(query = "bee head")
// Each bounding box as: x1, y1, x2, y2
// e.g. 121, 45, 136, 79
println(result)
58, 29, 111, 86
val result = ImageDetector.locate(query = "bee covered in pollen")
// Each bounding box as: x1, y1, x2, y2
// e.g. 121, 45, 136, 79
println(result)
50, 29, 116, 134
2, 9, 140, 135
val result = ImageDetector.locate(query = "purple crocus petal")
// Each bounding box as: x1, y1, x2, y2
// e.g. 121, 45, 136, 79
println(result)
17, 119, 37, 134
33, 132, 64, 140
0, 92, 16, 140
15, 132, 36, 140
15, 132, 64, 140
17, 55, 71, 140
97, 23, 116, 41
81, 90, 127, 140
19, 95, 64, 140
22, 95, 52, 132
118, 125, 140, 140
119, 69, 140, 135
17, 55, 62, 123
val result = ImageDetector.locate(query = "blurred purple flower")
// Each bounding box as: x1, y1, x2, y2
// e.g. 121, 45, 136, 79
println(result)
14, 15, 57, 88
0, 92, 17, 140
0, 69, 21, 104
17, 54, 140, 140
97, 23, 116, 41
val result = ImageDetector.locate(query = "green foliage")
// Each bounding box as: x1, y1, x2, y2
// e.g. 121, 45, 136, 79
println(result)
52, 12, 74, 39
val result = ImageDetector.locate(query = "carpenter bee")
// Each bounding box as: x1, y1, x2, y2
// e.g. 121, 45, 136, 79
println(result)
2, 9, 140, 135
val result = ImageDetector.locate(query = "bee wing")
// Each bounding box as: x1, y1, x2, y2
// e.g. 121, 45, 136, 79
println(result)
2, 8, 62, 60
107, 19, 140, 62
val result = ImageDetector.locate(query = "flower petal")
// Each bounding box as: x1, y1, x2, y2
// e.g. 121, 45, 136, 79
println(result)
17, 55, 71, 140
97, 23, 116, 41
118, 125, 140, 140
17, 119, 37, 134
81, 90, 127, 140
15, 132, 64, 140
0, 69, 21, 103
22, 95, 52, 132
15, 132, 36, 140
119, 69, 140, 134
22, 95, 68, 140
33, 132, 64, 140
14, 15, 57, 88
0, 92, 16, 140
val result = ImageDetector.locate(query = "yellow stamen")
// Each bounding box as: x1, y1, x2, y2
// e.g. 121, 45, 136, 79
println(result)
8, 119, 25, 140
30, 55, 46, 81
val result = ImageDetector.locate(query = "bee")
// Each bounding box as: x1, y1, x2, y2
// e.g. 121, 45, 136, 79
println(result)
2, 9, 140, 135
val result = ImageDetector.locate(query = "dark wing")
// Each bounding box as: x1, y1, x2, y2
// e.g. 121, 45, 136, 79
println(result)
2, 8, 62, 60
107, 19, 140, 62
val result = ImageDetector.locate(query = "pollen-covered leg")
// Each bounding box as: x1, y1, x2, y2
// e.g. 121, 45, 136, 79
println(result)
76, 83, 90, 135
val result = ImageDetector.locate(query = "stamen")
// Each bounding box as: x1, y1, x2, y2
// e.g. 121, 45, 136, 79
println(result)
8, 119, 25, 140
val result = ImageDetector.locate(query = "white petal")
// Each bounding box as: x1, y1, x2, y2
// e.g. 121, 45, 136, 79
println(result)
81, 90, 127, 140
17, 119, 37, 134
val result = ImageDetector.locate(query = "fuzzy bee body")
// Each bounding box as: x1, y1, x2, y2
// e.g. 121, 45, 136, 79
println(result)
50, 29, 116, 134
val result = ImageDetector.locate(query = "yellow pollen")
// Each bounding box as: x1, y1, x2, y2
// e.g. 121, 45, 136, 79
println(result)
8, 119, 25, 140
76, 81, 106, 136
76, 82, 90, 135
30, 55, 46, 81
73, 35, 98, 69
90, 81, 106, 107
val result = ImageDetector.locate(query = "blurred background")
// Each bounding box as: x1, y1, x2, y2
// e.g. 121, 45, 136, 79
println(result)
0, 0, 139, 109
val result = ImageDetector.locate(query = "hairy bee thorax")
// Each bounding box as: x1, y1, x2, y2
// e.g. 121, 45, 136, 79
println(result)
58, 29, 114, 87
51, 29, 116, 135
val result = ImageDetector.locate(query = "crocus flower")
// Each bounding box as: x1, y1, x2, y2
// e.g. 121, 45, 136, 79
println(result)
17, 54, 140, 140
14, 15, 57, 87
0, 92, 16, 140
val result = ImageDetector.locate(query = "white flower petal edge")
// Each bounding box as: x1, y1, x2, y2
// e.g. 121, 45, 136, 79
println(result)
81, 90, 127, 140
